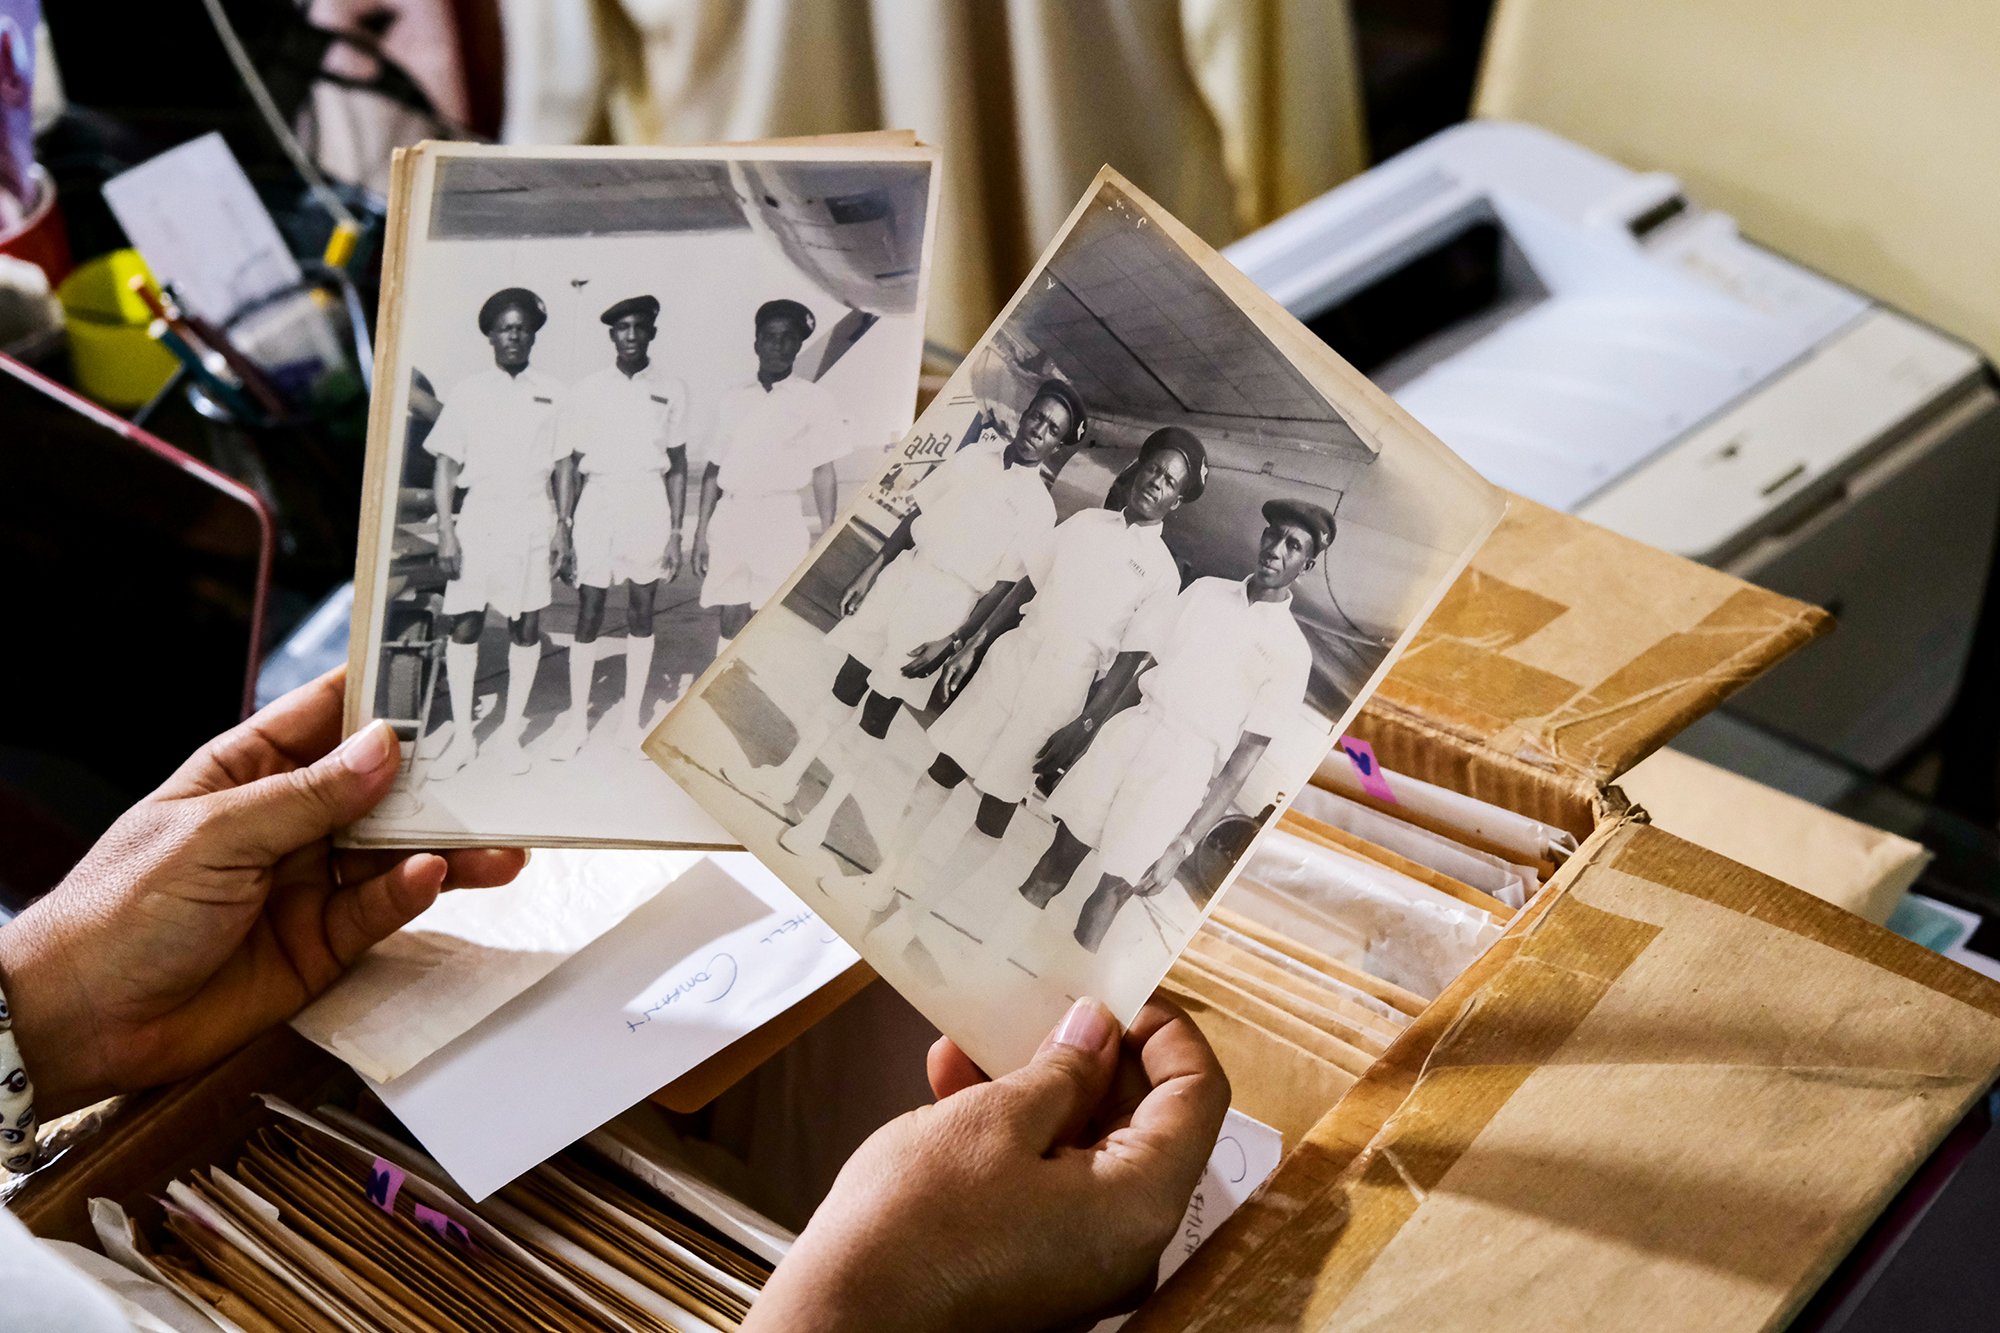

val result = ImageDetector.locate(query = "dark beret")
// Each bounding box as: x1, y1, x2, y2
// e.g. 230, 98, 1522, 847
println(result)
601, 294, 661, 326
754, 298, 816, 338
478, 287, 546, 334
1026, 378, 1088, 444
1139, 426, 1208, 502
1262, 498, 1338, 555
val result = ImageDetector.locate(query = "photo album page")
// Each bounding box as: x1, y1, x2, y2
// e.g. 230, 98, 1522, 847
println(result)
647, 168, 1506, 1075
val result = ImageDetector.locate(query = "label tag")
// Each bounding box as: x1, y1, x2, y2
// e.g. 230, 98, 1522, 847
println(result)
1339, 738, 1396, 803
413, 1203, 474, 1251
365, 1159, 404, 1214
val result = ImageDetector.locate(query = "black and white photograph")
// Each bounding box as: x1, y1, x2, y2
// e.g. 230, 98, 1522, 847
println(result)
343, 140, 940, 848
648, 172, 1504, 1074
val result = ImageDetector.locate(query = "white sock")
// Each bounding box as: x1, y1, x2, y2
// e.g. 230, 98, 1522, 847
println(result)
622, 634, 656, 732
770, 696, 861, 786
502, 640, 541, 738
445, 640, 478, 743
884, 774, 951, 868
567, 639, 596, 723
902, 798, 987, 911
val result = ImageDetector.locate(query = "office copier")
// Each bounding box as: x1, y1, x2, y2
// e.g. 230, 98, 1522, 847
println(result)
1225, 120, 2000, 771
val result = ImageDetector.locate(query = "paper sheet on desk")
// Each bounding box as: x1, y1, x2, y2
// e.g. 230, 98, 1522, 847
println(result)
293, 848, 707, 1081
101, 132, 304, 324
1093, 1108, 1284, 1332
368, 854, 860, 1201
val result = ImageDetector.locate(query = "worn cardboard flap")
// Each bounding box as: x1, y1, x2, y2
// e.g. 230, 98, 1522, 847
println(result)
1356, 496, 1831, 791
1138, 822, 2000, 1333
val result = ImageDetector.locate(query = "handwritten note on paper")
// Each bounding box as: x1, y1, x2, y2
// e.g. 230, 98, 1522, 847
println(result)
101, 132, 304, 325
366, 855, 859, 1201
295, 848, 709, 1082
1092, 1109, 1284, 1332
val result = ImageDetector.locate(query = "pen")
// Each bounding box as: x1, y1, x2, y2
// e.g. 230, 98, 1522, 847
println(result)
128, 274, 290, 420
149, 318, 261, 423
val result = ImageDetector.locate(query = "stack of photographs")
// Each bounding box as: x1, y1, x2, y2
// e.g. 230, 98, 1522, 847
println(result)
1159, 756, 1570, 1144
647, 168, 1507, 1075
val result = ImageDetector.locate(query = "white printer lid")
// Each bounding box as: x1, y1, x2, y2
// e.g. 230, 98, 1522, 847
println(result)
1225, 121, 1873, 515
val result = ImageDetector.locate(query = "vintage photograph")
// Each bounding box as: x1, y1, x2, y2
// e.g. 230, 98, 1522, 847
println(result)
343, 141, 939, 847
649, 172, 1505, 1074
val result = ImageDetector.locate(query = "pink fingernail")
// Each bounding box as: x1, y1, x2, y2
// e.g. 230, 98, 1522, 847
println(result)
335, 721, 398, 775
1054, 997, 1112, 1051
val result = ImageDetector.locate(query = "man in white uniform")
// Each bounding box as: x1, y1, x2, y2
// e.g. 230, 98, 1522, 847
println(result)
693, 299, 855, 650
1026, 497, 1331, 957
732, 380, 1085, 868
423, 287, 569, 778
542, 294, 691, 760
868, 427, 1208, 979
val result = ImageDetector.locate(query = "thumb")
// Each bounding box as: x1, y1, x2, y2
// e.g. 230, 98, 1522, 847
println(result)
990, 997, 1122, 1151
213, 720, 402, 863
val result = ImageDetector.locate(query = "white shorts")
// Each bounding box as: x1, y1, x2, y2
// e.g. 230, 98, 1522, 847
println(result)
1045, 704, 1218, 883
701, 492, 808, 610
824, 552, 981, 707
575, 475, 671, 588
926, 627, 1098, 804
442, 503, 553, 620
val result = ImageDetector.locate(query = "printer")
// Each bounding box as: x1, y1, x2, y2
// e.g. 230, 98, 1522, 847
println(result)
1225, 119, 2000, 771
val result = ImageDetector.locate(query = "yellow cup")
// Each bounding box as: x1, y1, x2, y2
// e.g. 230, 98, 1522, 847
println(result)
56, 250, 181, 409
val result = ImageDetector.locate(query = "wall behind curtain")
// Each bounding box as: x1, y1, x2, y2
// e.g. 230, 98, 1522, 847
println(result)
497, 0, 1367, 352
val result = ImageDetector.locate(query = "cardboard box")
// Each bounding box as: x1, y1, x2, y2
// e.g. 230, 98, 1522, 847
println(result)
19, 496, 1997, 1333
1127, 497, 2000, 1332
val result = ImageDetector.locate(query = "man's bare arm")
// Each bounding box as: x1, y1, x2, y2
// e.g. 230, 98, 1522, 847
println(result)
811, 460, 839, 532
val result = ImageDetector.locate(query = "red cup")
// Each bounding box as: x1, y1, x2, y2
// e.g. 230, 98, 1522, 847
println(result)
0, 167, 72, 288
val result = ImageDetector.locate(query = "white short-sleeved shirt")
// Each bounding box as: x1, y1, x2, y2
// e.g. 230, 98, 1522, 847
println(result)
1017, 508, 1181, 670
909, 438, 1056, 590
561, 362, 688, 476
1127, 576, 1314, 754
424, 365, 567, 516
709, 374, 855, 499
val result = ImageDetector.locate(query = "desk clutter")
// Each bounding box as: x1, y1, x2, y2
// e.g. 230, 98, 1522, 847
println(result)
10, 0, 2000, 1318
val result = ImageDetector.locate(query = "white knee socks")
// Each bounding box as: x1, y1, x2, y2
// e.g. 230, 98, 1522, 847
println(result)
567, 639, 596, 724
622, 634, 656, 734
445, 640, 478, 740
502, 641, 541, 739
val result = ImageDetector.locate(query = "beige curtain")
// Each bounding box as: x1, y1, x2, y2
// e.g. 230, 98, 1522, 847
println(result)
498, 0, 1367, 352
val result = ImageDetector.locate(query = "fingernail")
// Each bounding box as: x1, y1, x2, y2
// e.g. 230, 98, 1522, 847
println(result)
334, 720, 397, 775
1054, 996, 1112, 1051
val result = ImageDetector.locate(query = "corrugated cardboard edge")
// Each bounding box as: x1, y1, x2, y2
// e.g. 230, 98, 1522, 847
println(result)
1359, 496, 1835, 797
1131, 820, 2000, 1333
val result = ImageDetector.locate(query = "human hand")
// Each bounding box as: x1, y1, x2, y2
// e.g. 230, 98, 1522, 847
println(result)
1032, 717, 1096, 787
839, 559, 882, 617
692, 533, 710, 581
554, 524, 577, 586
1134, 835, 1197, 899
0, 669, 527, 1118
743, 995, 1229, 1333
663, 534, 683, 584
900, 636, 956, 679
940, 638, 982, 697
435, 526, 462, 580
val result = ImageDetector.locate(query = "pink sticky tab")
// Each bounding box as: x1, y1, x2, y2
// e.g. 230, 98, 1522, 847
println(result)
1339, 738, 1396, 803
365, 1158, 404, 1214
413, 1204, 473, 1251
